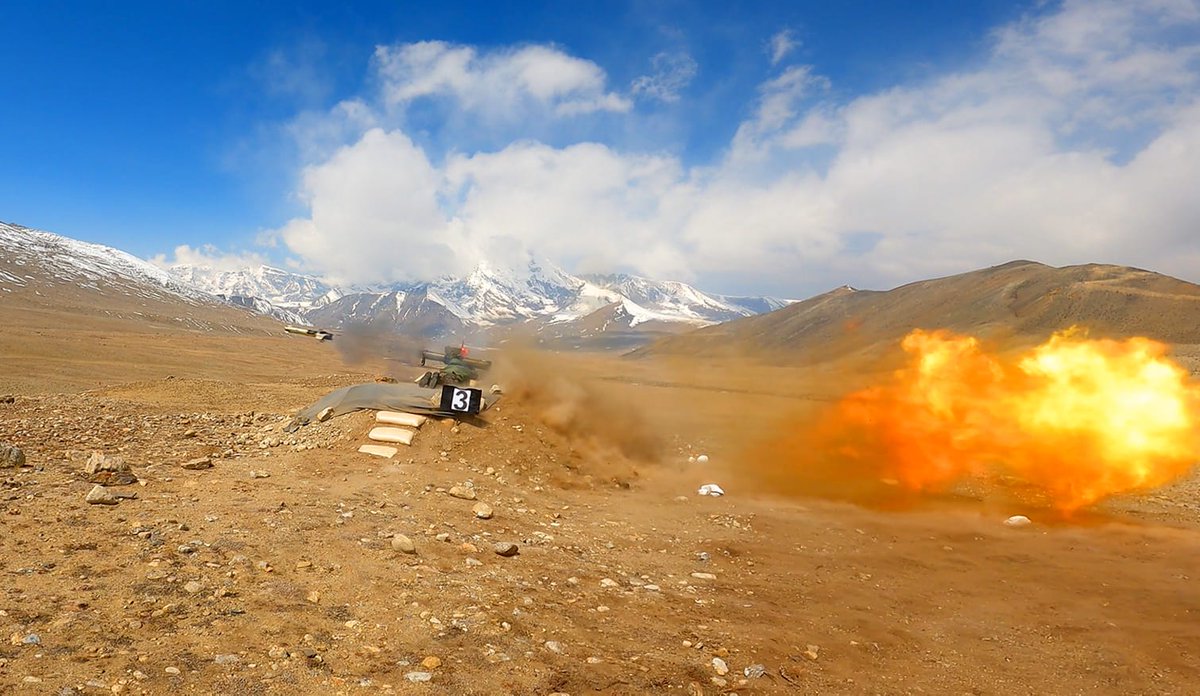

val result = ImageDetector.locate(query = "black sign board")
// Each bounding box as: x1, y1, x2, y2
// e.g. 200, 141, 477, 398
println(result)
439, 385, 484, 415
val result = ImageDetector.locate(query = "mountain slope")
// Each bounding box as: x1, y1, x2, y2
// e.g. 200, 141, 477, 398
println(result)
1, 221, 213, 305
637, 261, 1200, 363
0, 220, 290, 337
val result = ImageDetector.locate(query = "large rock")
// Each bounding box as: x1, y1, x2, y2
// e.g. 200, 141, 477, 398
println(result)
86, 452, 129, 474
86, 451, 137, 484
0, 443, 25, 468
85, 485, 118, 505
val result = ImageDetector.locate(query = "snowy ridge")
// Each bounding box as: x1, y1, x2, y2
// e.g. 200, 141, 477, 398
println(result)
164, 250, 793, 339
168, 264, 342, 310
0, 220, 213, 304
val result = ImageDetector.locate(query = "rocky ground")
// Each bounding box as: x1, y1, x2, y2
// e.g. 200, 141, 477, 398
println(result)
1, 350, 1199, 695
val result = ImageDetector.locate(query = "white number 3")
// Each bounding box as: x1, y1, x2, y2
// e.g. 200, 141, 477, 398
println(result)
451, 388, 470, 411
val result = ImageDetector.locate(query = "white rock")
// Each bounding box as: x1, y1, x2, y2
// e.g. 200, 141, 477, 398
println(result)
1004, 515, 1032, 528
391, 534, 416, 554
697, 484, 724, 496
696, 454, 710, 463
85, 485, 118, 505
712, 657, 729, 675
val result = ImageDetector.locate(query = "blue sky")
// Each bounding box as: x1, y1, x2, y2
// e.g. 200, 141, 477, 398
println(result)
2, 1, 1199, 297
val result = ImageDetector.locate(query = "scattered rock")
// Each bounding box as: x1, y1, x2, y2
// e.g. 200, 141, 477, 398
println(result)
712, 657, 729, 675
472, 502, 493, 519
165, 667, 181, 675
449, 485, 477, 501
493, 542, 519, 557
0, 395, 14, 404
744, 664, 766, 678
85, 485, 119, 506
545, 640, 564, 653
421, 656, 442, 670
181, 457, 213, 470
21, 634, 39, 645
0, 443, 25, 468
404, 672, 432, 683
599, 578, 619, 588
316, 407, 334, 422
465, 557, 483, 567
85, 451, 129, 475
249, 470, 270, 479
696, 454, 710, 463
1004, 515, 1032, 528
803, 644, 820, 660
214, 654, 239, 665
690, 572, 717, 581
183, 581, 203, 594
392, 534, 416, 554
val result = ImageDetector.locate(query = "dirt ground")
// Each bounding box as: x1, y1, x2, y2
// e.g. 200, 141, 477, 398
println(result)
1, 322, 1199, 696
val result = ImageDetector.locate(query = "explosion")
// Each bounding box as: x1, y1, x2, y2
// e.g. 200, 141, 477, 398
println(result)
824, 329, 1200, 510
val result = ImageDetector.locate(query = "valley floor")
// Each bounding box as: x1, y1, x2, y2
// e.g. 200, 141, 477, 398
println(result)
0, 328, 1198, 695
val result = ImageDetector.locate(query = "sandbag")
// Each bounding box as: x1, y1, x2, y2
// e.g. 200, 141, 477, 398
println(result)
375, 411, 427, 428
368, 426, 415, 445
357, 444, 399, 458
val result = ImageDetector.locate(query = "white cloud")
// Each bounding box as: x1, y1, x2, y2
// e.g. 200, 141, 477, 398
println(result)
275, 128, 469, 286
374, 41, 631, 118
151, 244, 270, 272
630, 51, 699, 103
259, 0, 1200, 297
768, 30, 798, 66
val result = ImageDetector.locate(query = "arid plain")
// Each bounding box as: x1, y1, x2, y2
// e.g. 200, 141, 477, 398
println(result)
2, 268, 1200, 696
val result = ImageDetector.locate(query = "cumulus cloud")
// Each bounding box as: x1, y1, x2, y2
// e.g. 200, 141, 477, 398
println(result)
274, 128, 469, 286
630, 51, 699, 103
261, 0, 1200, 297
374, 41, 631, 118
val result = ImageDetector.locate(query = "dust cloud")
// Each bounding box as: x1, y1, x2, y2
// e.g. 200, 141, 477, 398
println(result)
491, 345, 666, 478
334, 321, 425, 377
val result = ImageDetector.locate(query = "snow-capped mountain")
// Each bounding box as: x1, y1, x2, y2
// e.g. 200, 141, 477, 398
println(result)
0, 220, 212, 305
579, 273, 793, 325
0, 218, 789, 346
168, 264, 342, 310
265, 255, 793, 342
166, 264, 343, 325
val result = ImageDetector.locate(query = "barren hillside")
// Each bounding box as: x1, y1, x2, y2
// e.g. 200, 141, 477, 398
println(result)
637, 261, 1200, 364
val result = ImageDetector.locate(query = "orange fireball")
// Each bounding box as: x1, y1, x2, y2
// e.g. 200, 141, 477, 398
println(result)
831, 328, 1200, 510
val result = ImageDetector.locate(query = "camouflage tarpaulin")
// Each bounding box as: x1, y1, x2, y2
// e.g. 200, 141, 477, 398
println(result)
285, 382, 496, 432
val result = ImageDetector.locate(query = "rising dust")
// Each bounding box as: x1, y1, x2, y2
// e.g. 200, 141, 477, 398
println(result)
490, 345, 665, 481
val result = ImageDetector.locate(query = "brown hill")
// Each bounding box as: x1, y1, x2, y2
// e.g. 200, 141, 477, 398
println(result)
635, 260, 1200, 363
0, 223, 339, 393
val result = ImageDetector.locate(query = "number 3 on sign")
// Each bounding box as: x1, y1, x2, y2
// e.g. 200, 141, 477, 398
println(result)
439, 384, 482, 414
